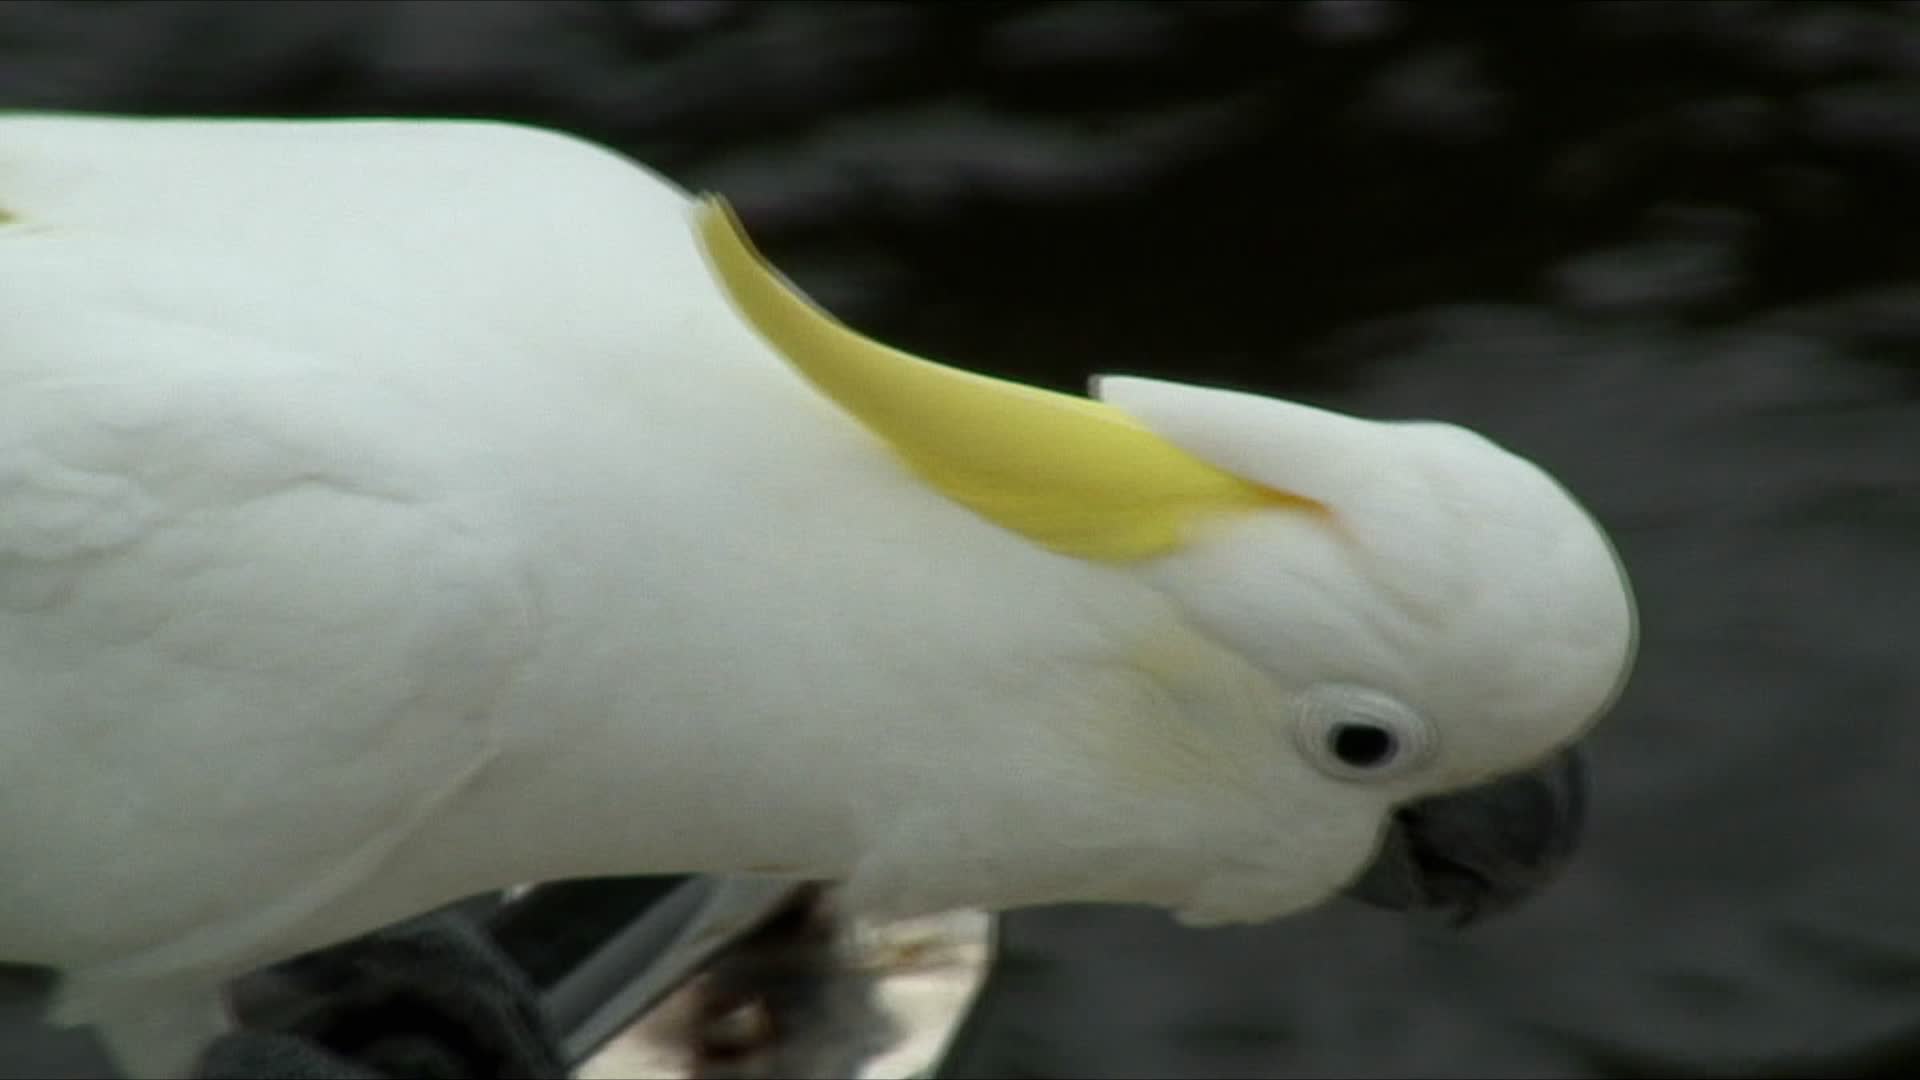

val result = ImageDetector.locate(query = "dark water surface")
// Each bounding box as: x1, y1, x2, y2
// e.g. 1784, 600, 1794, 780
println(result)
3, 2, 1917, 1076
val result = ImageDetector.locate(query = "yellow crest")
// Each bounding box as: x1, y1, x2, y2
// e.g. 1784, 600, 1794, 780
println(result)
693, 196, 1313, 562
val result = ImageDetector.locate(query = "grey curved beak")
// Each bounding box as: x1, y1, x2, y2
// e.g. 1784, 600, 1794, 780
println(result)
1342, 747, 1588, 926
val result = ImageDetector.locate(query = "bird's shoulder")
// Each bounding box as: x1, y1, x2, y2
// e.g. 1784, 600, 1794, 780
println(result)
0, 285, 543, 985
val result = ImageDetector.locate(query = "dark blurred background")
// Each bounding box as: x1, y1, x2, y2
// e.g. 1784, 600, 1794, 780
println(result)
3, 1, 1918, 1077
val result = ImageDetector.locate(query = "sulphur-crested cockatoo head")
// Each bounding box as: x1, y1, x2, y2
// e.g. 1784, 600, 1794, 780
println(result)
694, 198, 1636, 927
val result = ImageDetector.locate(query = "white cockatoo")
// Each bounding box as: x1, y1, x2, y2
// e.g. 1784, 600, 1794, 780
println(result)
0, 112, 1637, 1078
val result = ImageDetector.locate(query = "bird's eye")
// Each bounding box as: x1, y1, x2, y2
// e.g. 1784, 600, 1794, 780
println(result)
1295, 685, 1436, 782
1329, 722, 1396, 768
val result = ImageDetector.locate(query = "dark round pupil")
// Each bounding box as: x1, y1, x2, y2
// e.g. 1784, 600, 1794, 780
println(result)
1331, 723, 1396, 768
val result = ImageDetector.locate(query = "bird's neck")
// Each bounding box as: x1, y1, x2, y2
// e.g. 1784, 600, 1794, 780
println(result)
402, 477, 1269, 920
364, 364, 1291, 923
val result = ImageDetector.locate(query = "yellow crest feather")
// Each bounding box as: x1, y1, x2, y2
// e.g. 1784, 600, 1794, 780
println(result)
693, 195, 1312, 562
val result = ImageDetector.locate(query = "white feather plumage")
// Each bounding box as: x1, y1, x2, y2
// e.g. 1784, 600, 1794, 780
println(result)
0, 114, 1635, 1077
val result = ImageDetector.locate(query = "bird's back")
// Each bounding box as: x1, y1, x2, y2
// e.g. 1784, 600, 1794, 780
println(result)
0, 114, 737, 1001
